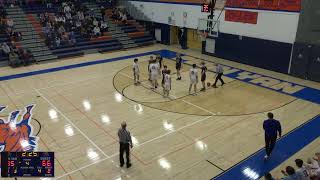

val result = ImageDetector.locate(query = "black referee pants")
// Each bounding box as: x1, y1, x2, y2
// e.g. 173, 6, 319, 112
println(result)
213, 73, 224, 86
119, 142, 130, 166
265, 135, 277, 156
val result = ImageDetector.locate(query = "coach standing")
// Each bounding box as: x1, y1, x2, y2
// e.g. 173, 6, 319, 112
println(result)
212, 63, 225, 88
118, 121, 133, 168
263, 112, 282, 160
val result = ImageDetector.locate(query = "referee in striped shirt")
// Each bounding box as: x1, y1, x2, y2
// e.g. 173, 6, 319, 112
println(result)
118, 121, 133, 168
212, 63, 225, 88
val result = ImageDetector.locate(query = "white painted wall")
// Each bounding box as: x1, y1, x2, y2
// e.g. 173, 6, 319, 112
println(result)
128, 1, 300, 44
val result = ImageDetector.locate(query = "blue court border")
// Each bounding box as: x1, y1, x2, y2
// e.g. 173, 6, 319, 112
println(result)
0, 49, 319, 179
213, 114, 320, 180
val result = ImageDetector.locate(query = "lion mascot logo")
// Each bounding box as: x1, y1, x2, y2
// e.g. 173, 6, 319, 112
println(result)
0, 105, 38, 153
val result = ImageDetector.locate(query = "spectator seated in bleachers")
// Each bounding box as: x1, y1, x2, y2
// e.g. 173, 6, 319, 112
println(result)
279, 166, 299, 180
55, 36, 60, 48
1, 42, 11, 56
294, 159, 310, 180
92, 26, 101, 37
100, 20, 108, 33
306, 158, 320, 179
18, 47, 35, 66
315, 153, 320, 166
8, 50, 20, 67
264, 172, 275, 180
6, 18, 13, 28
121, 12, 127, 24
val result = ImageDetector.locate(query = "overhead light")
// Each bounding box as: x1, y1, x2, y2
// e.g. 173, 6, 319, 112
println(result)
242, 167, 259, 180
158, 158, 171, 170
64, 124, 74, 137
48, 109, 58, 121
82, 100, 91, 111
163, 120, 174, 131
101, 114, 111, 125
195, 140, 208, 151
114, 92, 123, 102
87, 148, 99, 161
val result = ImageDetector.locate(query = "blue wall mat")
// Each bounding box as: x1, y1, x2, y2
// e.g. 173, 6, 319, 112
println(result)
213, 33, 293, 74
289, 42, 312, 79
307, 45, 320, 82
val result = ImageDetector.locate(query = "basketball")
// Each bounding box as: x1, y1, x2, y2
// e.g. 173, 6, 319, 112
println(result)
207, 82, 211, 87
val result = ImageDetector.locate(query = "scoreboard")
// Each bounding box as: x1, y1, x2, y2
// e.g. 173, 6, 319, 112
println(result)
1, 152, 54, 177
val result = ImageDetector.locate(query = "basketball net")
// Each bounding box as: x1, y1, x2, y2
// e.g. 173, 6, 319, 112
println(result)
204, 0, 226, 11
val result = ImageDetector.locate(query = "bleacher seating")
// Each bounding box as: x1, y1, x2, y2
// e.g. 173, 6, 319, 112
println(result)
1, 1, 154, 65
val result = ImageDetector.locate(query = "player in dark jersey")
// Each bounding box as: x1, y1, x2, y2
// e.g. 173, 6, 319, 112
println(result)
157, 54, 163, 69
200, 62, 207, 91
176, 54, 182, 80
161, 65, 168, 87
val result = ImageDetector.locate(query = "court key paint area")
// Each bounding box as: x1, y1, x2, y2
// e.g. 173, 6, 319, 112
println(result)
0, 48, 319, 180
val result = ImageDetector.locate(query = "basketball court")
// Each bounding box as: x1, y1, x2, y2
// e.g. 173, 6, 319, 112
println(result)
0, 44, 319, 180
0, 0, 319, 179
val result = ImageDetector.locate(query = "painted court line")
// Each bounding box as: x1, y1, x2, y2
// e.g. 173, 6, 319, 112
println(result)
34, 89, 110, 158
119, 72, 217, 116
213, 114, 320, 180
0, 49, 319, 104
55, 115, 212, 179
0, 71, 117, 100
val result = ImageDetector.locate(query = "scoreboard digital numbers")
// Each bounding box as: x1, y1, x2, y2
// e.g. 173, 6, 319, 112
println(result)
1, 152, 54, 177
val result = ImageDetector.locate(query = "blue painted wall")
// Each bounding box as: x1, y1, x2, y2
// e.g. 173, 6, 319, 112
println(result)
204, 33, 293, 74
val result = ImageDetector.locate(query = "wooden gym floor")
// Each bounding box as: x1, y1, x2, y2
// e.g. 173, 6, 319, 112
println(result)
0, 44, 319, 180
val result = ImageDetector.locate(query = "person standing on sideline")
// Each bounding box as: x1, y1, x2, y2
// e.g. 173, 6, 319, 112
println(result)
118, 121, 133, 168
176, 54, 183, 80
263, 112, 281, 160
189, 64, 198, 95
212, 63, 225, 88
133, 58, 140, 85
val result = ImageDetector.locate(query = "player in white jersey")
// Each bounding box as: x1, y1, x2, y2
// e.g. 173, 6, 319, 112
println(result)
148, 56, 154, 81
149, 60, 160, 89
163, 70, 171, 98
132, 58, 140, 85
189, 64, 198, 95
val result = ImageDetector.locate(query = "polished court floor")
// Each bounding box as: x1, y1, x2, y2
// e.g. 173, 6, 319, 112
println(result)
0, 45, 319, 180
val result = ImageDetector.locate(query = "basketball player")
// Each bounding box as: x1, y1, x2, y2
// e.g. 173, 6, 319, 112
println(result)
189, 64, 198, 95
149, 60, 160, 89
161, 65, 168, 88
157, 54, 163, 69
163, 70, 171, 98
176, 54, 183, 80
132, 58, 140, 85
148, 56, 154, 81
200, 62, 207, 91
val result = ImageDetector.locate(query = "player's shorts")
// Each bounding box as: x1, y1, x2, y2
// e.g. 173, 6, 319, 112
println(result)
190, 79, 197, 84
201, 74, 206, 82
134, 72, 139, 76
176, 63, 181, 70
164, 83, 171, 91
151, 73, 158, 81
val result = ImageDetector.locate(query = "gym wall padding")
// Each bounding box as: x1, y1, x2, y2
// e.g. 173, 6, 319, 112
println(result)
210, 33, 293, 74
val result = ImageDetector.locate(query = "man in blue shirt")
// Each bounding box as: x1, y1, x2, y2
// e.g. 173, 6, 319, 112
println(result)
263, 112, 282, 160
